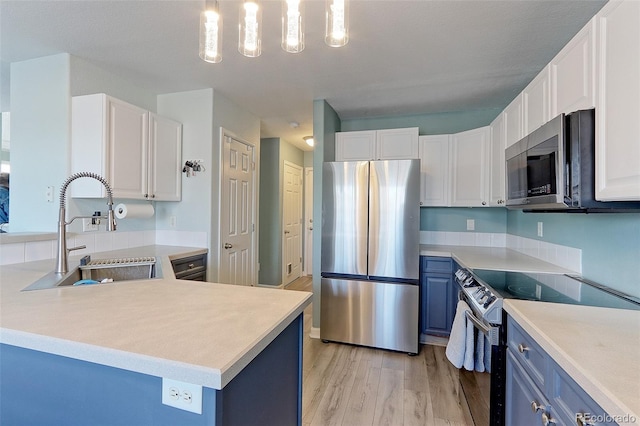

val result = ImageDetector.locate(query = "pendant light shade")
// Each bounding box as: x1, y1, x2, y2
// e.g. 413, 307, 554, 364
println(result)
199, 3, 223, 63
282, 0, 304, 53
325, 0, 349, 47
303, 136, 314, 147
239, 1, 262, 57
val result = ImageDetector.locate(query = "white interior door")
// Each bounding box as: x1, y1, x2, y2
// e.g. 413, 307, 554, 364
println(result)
283, 161, 303, 285
304, 167, 313, 276
220, 133, 255, 286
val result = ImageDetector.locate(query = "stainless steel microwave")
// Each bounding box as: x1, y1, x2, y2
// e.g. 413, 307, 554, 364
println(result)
505, 109, 640, 211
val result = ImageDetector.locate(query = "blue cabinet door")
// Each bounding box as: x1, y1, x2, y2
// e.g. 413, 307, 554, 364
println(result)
506, 350, 549, 426
419, 256, 457, 336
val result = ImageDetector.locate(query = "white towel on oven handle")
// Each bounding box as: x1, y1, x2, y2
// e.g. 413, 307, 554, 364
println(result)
446, 300, 475, 370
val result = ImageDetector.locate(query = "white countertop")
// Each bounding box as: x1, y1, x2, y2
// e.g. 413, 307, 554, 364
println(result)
420, 244, 574, 273
0, 246, 312, 390
505, 300, 640, 425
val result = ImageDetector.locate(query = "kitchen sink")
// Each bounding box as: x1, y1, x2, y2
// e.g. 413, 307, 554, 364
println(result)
23, 257, 162, 291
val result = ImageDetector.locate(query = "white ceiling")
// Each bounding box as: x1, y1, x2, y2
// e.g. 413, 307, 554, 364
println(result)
0, 0, 606, 152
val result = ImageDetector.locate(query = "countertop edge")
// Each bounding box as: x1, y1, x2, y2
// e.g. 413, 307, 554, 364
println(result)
504, 301, 640, 425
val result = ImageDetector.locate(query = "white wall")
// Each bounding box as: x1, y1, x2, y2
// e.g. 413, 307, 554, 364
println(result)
10, 54, 70, 232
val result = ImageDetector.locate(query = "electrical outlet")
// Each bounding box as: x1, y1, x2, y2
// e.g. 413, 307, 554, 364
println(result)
82, 218, 99, 232
466, 219, 475, 231
46, 186, 55, 203
537, 221, 544, 237
161, 378, 202, 414
169, 216, 177, 228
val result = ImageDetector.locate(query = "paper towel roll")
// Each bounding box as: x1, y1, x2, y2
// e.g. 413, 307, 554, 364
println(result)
115, 203, 155, 219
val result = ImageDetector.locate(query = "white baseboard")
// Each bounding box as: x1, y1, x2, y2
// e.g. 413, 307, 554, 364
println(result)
309, 327, 320, 340
420, 334, 449, 347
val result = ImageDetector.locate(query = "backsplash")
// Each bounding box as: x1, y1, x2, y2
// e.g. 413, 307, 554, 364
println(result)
420, 231, 582, 273
0, 230, 207, 266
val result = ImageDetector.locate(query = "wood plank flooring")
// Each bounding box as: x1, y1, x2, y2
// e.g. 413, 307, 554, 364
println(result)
285, 276, 476, 426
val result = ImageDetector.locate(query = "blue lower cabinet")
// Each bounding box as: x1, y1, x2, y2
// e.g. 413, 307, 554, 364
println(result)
420, 256, 457, 337
0, 315, 304, 426
506, 315, 616, 426
506, 350, 555, 426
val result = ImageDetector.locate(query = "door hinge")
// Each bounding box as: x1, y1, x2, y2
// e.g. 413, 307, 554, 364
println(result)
252, 223, 255, 232
252, 162, 256, 170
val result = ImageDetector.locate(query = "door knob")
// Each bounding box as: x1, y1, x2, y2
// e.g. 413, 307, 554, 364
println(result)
224, 243, 233, 249
309, 227, 313, 231
284, 230, 290, 234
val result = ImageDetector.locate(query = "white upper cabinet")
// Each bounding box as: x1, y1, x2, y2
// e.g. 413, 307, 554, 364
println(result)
523, 65, 551, 135
335, 127, 418, 161
450, 126, 490, 207
489, 113, 506, 206
148, 113, 183, 201
504, 94, 524, 148
419, 135, 450, 207
335, 130, 376, 161
595, 0, 640, 201
550, 20, 596, 116
376, 127, 419, 159
71, 94, 182, 201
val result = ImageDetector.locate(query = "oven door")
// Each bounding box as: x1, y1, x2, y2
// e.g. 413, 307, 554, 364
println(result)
458, 292, 507, 426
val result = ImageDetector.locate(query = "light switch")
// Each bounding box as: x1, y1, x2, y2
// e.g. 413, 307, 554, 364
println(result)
466, 219, 475, 231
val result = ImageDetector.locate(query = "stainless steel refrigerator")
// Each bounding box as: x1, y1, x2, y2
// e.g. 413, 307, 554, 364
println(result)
320, 159, 420, 354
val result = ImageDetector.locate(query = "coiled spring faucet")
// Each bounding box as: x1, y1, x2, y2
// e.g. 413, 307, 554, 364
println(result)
55, 172, 117, 274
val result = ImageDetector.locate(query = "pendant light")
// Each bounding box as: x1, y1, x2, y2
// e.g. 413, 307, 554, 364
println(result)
239, 1, 262, 57
199, 1, 223, 63
325, 0, 349, 47
303, 136, 314, 147
282, 0, 304, 53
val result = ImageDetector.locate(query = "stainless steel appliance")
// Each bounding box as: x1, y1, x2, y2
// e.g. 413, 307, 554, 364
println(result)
454, 267, 640, 425
505, 108, 640, 211
321, 159, 420, 354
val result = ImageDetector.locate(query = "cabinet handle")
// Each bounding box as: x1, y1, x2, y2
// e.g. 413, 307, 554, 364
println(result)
518, 343, 530, 353
188, 263, 195, 269
482, 201, 487, 205
541, 412, 556, 425
576, 413, 595, 426
151, 194, 155, 198
531, 401, 544, 413
144, 193, 149, 198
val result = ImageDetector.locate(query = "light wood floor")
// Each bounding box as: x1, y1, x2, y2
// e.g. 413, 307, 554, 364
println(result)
286, 276, 476, 426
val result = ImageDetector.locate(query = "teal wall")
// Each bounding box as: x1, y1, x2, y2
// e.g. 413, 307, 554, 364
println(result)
312, 99, 341, 328
507, 210, 640, 298
419, 206, 640, 298
341, 108, 501, 135
421, 207, 507, 233
258, 138, 304, 286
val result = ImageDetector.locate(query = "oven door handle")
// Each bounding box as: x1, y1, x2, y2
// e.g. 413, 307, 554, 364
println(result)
465, 310, 500, 346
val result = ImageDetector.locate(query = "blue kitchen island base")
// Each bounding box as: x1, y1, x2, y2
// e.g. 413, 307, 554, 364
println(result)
0, 314, 303, 426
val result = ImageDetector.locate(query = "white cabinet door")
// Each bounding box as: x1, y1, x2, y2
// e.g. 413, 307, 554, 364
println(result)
489, 113, 506, 206
450, 127, 490, 207
595, 0, 640, 201
71, 94, 148, 199
376, 127, 419, 159
149, 113, 182, 201
551, 20, 596, 116
107, 97, 149, 199
335, 130, 376, 160
523, 66, 551, 135
504, 94, 524, 148
419, 135, 450, 207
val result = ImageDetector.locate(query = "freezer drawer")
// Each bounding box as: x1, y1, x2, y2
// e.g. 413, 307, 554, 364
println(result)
320, 277, 419, 354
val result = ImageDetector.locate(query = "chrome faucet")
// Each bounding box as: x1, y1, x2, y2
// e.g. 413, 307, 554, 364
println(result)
55, 172, 117, 274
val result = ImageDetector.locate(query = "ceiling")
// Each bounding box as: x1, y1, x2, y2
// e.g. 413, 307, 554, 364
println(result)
0, 0, 606, 152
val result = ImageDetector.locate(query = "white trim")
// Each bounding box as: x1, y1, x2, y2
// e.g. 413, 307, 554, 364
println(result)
309, 327, 321, 340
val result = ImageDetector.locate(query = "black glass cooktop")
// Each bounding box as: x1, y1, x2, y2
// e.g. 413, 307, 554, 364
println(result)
472, 269, 640, 311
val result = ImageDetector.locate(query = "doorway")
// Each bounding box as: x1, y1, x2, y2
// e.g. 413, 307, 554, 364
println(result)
219, 129, 256, 286
282, 161, 302, 286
